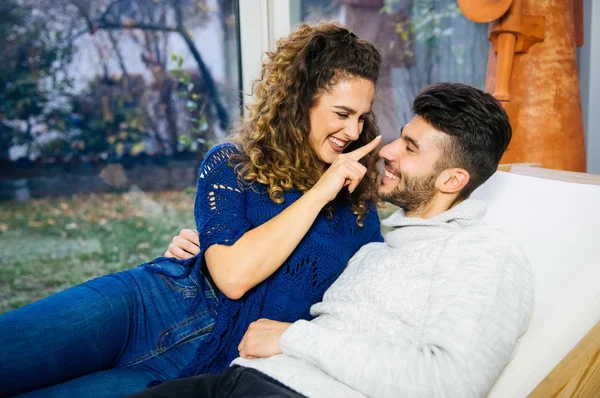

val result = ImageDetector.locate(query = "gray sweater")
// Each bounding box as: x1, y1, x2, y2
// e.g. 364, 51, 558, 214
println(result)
233, 199, 534, 398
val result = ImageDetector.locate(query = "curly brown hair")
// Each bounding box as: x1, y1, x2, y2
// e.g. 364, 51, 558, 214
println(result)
229, 21, 382, 225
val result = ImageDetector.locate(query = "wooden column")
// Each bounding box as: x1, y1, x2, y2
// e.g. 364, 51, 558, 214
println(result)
459, 0, 586, 172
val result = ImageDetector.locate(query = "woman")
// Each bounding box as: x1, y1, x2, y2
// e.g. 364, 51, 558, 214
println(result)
0, 22, 383, 397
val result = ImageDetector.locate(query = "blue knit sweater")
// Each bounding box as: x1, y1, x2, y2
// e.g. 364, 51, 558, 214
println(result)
151, 143, 382, 377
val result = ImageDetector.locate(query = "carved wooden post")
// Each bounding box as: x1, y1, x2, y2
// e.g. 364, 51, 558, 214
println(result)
458, 0, 586, 172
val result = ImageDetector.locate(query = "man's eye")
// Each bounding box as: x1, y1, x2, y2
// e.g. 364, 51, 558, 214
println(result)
336, 113, 349, 119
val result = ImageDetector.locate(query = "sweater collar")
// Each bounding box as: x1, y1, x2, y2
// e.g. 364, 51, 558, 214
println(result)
381, 199, 487, 246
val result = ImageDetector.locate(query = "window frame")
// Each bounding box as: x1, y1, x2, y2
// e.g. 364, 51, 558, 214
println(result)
238, 0, 295, 112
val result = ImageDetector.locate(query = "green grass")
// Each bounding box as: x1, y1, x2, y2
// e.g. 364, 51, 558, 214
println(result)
0, 190, 195, 314
0, 191, 399, 314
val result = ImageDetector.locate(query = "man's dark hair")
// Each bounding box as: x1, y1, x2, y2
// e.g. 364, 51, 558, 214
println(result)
412, 82, 512, 199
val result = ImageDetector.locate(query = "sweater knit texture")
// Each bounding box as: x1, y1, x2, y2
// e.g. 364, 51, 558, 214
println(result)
234, 199, 534, 398
148, 143, 383, 377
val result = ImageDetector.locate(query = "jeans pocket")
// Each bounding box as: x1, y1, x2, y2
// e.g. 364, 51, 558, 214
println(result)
157, 311, 215, 351
119, 308, 215, 369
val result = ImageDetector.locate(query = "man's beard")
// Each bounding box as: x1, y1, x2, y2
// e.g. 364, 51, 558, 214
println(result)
379, 168, 438, 214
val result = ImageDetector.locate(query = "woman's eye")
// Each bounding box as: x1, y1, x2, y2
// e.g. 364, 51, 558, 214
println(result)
336, 113, 349, 119
407, 146, 414, 153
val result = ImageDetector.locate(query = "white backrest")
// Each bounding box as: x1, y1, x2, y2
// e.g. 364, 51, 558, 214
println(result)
470, 170, 600, 397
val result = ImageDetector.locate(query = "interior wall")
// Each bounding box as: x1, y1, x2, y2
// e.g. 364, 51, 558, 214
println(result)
578, 0, 599, 173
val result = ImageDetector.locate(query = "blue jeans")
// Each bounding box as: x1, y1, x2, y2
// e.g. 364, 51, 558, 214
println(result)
0, 258, 218, 398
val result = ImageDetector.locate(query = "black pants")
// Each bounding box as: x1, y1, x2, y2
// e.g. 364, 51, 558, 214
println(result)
128, 366, 307, 398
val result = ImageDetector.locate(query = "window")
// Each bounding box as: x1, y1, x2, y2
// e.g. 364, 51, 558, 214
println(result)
0, 0, 241, 312
292, 0, 489, 141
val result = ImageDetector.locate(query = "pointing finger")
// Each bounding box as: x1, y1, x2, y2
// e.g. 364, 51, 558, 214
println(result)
346, 135, 381, 161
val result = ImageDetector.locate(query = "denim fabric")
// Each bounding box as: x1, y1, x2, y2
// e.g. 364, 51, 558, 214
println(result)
0, 258, 217, 397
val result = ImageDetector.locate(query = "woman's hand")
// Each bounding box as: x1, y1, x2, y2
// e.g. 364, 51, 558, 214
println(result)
238, 319, 292, 359
310, 135, 381, 204
164, 229, 200, 260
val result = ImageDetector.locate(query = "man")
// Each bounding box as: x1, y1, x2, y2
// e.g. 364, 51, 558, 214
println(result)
136, 83, 534, 398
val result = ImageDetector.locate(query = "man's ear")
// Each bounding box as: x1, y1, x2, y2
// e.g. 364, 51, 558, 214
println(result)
436, 168, 470, 194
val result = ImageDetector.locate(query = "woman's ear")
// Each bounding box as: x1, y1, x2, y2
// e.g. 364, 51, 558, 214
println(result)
436, 168, 470, 194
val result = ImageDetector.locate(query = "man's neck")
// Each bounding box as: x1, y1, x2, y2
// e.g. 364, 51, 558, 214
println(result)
404, 195, 462, 219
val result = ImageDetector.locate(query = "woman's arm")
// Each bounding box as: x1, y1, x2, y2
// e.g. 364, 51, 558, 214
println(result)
207, 136, 381, 300
205, 188, 325, 299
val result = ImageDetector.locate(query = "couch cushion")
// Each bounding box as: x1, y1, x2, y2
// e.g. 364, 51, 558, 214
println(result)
471, 171, 600, 397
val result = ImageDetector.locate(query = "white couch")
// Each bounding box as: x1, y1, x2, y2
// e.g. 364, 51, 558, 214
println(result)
470, 169, 600, 397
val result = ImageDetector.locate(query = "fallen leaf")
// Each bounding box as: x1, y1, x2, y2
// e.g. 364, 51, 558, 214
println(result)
137, 242, 150, 249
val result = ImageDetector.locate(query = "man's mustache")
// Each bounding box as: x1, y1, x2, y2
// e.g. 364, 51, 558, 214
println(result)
383, 160, 401, 178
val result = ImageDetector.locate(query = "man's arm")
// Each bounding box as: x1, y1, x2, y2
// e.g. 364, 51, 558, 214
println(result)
164, 229, 200, 259
278, 229, 534, 398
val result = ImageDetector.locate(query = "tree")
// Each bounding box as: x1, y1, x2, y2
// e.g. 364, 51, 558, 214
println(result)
1, 0, 237, 162
0, 0, 73, 161
68, 0, 231, 131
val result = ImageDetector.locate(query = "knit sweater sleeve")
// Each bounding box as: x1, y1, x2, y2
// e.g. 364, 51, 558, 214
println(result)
279, 227, 534, 398
193, 143, 251, 250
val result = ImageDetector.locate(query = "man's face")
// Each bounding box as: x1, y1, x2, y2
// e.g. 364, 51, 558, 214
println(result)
378, 116, 446, 213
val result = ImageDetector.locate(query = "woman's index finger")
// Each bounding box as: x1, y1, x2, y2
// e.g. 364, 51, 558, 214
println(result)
346, 135, 382, 161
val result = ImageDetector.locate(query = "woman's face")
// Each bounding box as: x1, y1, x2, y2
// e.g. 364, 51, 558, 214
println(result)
308, 77, 375, 165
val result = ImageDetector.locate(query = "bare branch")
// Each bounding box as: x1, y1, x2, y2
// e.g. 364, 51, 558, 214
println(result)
98, 0, 130, 23
107, 31, 129, 78
173, 0, 230, 129
98, 21, 177, 33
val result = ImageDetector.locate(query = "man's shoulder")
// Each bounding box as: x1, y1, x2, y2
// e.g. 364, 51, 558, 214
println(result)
451, 222, 519, 248
444, 223, 531, 273
444, 222, 527, 261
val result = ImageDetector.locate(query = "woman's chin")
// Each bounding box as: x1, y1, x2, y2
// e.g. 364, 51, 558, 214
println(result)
319, 148, 343, 165
316, 154, 333, 166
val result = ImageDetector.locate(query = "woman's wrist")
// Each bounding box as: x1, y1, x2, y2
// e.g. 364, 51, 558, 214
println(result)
304, 186, 331, 210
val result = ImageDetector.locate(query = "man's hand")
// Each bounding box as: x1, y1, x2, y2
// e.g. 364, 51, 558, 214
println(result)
164, 229, 200, 260
238, 319, 292, 359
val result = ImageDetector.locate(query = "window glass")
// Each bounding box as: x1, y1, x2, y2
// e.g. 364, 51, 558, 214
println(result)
0, 0, 241, 312
294, 0, 489, 140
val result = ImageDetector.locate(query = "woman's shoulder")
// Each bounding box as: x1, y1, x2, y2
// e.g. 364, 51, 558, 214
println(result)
203, 142, 240, 164
198, 142, 242, 184
365, 202, 382, 225
200, 142, 242, 172
361, 202, 383, 242
332, 200, 381, 233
